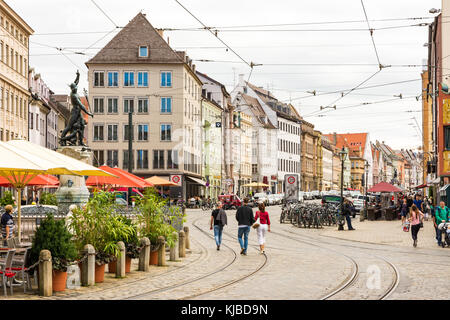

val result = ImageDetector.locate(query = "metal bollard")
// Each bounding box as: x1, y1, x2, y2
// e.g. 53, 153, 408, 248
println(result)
183, 226, 190, 250
138, 237, 150, 272
157, 236, 166, 266
170, 231, 179, 261
38, 249, 52, 296
116, 241, 126, 278
81, 244, 95, 286
179, 230, 186, 258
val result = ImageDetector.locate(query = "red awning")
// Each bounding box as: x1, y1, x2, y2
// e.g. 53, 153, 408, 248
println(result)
0, 174, 59, 187
86, 166, 153, 188
368, 182, 402, 193
414, 184, 427, 189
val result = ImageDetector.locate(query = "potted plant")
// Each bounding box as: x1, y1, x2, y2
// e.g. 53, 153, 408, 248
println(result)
136, 189, 182, 265
69, 191, 135, 282
30, 213, 77, 292
108, 216, 139, 274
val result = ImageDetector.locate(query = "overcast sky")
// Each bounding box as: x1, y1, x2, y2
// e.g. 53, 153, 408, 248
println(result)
10, 0, 441, 150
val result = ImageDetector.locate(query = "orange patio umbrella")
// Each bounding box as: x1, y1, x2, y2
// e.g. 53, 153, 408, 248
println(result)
0, 174, 59, 187
145, 176, 178, 187
86, 166, 153, 188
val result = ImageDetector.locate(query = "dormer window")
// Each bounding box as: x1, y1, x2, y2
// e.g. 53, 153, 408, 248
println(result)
139, 46, 148, 57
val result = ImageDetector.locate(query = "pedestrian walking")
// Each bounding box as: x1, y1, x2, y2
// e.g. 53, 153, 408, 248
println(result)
235, 198, 255, 255
210, 202, 227, 251
1, 205, 14, 246
413, 194, 424, 212
408, 204, 424, 248
434, 201, 450, 246
254, 203, 271, 254
343, 198, 355, 230
400, 198, 408, 224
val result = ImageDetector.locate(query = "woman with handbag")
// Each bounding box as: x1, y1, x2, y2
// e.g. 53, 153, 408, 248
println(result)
408, 204, 424, 248
254, 203, 271, 254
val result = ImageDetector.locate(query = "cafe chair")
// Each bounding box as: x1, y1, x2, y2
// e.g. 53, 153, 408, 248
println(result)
0, 249, 16, 296
10, 247, 32, 293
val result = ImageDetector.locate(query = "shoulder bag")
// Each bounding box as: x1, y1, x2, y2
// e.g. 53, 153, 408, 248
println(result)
252, 211, 260, 229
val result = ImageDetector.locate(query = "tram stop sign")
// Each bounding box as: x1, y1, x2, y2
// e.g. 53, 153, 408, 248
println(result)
284, 174, 299, 202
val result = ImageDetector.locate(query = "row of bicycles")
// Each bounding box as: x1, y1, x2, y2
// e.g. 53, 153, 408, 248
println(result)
280, 202, 345, 229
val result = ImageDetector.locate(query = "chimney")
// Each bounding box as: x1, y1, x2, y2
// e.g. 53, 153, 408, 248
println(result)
185, 55, 189, 64
192, 64, 196, 72
155, 28, 164, 38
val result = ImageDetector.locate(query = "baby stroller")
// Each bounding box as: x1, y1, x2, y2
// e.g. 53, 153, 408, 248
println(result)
438, 222, 450, 248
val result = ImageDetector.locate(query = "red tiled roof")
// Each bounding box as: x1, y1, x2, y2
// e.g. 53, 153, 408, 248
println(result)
80, 97, 90, 123
324, 133, 368, 155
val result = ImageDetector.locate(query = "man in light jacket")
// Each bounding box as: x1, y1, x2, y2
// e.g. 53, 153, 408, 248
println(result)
235, 198, 255, 255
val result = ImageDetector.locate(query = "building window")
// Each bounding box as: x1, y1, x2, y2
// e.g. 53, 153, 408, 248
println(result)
107, 124, 118, 141
161, 97, 172, 113
137, 150, 148, 169
445, 126, 450, 151
124, 125, 134, 141
138, 124, 148, 141
160, 71, 172, 87
138, 98, 148, 113
160, 124, 171, 141
93, 150, 104, 167
107, 150, 118, 167
252, 164, 258, 174
94, 71, 104, 87
29, 113, 33, 129
123, 150, 134, 170
107, 72, 118, 87
93, 124, 104, 141
153, 150, 164, 169
107, 98, 118, 113
137, 72, 148, 87
123, 98, 134, 113
123, 72, 134, 87
93, 98, 104, 113
139, 46, 148, 57
167, 150, 179, 169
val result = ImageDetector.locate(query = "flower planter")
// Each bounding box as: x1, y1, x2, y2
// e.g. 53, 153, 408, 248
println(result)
149, 250, 158, 265
108, 261, 117, 274
125, 256, 132, 273
52, 270, 67, 292
95, 264, 106, 283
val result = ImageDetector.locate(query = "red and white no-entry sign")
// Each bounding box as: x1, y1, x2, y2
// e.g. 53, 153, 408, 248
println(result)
171, 175, 181, 186
287, 176, 296, 184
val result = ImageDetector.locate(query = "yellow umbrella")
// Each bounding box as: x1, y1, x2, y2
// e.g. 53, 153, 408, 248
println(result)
145, 176, 178, 186
0, 140, 114, 242
242, 182, 270, 188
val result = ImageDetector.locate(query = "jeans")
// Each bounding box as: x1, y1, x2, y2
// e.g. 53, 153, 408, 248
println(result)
214, 225, 223, 246
436, 226, 443, 245
345, 215, 353, 230
238, 226, 251, 253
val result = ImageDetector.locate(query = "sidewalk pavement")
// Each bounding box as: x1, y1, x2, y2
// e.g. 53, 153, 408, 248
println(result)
318, 218, 441, 250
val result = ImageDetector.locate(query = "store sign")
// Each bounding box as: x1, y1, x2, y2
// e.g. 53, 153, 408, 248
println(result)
284, 174, 299, 202
170, 175, 182, 186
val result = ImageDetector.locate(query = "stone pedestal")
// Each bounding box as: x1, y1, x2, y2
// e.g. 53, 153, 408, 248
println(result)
55, 146, 93, 214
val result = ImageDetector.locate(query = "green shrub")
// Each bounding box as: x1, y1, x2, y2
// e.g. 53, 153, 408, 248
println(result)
0, 191, 14, 207
40, 192, 58, 206
30, 214, 77, 272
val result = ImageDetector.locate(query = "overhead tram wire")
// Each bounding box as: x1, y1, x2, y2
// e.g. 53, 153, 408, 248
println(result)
361, 0, 382, 69
90, 0, 120, 28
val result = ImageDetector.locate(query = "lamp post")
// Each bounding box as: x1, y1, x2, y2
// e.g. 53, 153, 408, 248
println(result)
338, 147, 348, 230
362, 161, 370, 221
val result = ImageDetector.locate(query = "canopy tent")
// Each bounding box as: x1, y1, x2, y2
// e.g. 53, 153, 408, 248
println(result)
145, 176, 178, 187
0, 140, 114, 242
367, 182, 402, 193
242, 182, 270, 188
86, 166, 153, 188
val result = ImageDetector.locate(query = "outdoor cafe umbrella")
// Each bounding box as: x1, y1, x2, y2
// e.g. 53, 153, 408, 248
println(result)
242, 182, 270, 188
145, 176, 178, 187
0, 174, 59, 187
367, 182, 402, 193
86, 166, 153, 188
0, 140, 114, 242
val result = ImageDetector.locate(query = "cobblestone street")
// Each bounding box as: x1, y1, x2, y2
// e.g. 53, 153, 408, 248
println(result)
6, 204, 450, 300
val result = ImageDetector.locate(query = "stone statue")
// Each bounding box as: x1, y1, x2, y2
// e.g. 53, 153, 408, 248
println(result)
59, 70, 93, 146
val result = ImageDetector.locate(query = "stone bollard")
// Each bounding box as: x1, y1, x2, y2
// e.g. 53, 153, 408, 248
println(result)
38, 249, 52, 296
157, 236, 166, 266
170, 232, 179, 261
81, 244, 95, 286
116, 241, 126, 278
138, 237, 150, 272
183, 226, 190, 250
179, 230, 186, 258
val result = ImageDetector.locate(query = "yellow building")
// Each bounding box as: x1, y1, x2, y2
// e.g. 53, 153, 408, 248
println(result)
0, 0, 33, 141
422, 70, 433, 184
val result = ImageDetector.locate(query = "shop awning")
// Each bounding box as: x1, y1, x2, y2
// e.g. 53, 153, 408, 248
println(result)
414, 183, 428, 189
186, 176, 206, 186
440, 184, 450, 192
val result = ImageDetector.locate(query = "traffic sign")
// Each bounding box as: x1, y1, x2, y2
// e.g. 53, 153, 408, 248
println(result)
170, 175, 182, 186
284, 174, 299, 202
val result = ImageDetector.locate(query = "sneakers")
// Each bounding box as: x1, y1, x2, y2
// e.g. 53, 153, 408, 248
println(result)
242, 251, 247, 256
349, 228, 355, 231
240, 248, 245, 255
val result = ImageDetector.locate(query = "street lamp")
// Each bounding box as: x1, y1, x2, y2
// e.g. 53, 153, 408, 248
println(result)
338, 147, 348, 231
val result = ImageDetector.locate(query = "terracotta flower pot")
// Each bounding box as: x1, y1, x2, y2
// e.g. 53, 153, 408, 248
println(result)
52, 270, 67, 292
149, 250, 158, 265
95, 264, 105, 283
125, 256, 132, 273
108, 261, 117, 273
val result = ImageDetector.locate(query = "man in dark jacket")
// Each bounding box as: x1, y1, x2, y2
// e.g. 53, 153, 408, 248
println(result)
343, 199, 355, 230
236, 198, 255, 255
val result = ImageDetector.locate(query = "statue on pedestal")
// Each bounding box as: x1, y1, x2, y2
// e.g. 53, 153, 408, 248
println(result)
59, 70, 93, 147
